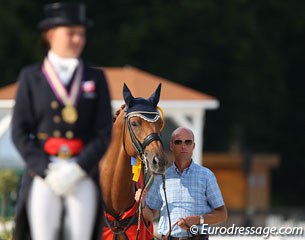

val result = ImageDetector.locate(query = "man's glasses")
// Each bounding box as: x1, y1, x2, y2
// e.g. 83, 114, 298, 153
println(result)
173, 140, 193, 146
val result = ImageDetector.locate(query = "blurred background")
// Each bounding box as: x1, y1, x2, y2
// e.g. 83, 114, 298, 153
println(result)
0, 0, 304, 238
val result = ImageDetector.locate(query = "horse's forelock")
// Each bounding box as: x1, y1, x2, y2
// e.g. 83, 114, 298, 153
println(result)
113, 104, 126, 123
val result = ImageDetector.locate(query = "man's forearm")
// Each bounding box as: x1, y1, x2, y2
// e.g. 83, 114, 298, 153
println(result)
202, 205, 228, 225
176, 205, 228, 230
141, 204, 158, 222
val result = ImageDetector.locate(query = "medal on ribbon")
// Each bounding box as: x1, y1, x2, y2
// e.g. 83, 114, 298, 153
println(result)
42, 58, 83, 124
62, 105, 78, 124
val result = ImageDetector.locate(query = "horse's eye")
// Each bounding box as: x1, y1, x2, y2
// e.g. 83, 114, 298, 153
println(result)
130, 120, 139, 127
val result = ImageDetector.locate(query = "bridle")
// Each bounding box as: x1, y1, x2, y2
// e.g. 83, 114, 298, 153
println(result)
123, 109, 163, 161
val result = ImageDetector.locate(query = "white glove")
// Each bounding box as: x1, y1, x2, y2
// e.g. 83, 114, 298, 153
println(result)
45, 161, 86, 196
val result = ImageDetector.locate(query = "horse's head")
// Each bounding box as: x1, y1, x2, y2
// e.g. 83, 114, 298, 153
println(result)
122, 83, 168, 175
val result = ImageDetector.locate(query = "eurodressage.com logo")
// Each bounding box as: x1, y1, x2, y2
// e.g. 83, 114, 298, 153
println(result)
189, 224, 304, 238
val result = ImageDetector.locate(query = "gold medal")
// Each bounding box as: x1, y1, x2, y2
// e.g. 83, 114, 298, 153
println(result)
62, 105, 78, 124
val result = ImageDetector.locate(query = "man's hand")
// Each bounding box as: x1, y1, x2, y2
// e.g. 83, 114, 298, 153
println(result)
134, 188, 148, 206
176, 216, 199, 230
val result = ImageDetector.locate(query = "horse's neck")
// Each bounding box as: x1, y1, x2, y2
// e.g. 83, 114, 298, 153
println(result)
100, 120, 136, 217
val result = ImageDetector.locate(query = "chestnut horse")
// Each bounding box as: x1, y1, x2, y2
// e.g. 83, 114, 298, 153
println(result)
100, 83, 167, 240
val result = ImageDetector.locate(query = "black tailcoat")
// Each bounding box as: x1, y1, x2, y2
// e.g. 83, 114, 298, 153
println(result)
11, 62, 113, 240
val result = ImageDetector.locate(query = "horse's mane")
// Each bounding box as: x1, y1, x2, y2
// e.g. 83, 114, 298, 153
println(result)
113, 104, 126, 123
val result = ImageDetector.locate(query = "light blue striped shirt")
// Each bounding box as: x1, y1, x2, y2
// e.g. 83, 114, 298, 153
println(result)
146, 161, 224, 238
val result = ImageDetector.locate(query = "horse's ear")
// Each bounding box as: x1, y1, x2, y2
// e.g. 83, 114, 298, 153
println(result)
148, 83, 162, 107
123, 83, 135, 107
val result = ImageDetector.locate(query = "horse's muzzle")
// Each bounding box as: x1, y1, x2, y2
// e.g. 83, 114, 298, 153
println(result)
150, 155, 167, 175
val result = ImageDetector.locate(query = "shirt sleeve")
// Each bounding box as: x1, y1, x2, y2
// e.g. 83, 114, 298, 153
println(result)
146, 175, 163, 210
11, 68, 50, 177
206, 171, 225, 209
76, 68, 113, 174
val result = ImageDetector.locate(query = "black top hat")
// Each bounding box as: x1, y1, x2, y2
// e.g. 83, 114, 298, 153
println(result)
38, 2, 93, 31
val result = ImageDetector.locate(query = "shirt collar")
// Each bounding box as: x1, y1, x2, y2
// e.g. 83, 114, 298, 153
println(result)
173, 160, 194, 175
47, 50, 79, 85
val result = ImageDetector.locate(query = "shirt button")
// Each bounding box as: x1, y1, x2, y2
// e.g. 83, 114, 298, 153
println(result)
53, 130, 61, 137
50, 100, 59, 109
65, 131, 74, 139
53, 115, 61, 124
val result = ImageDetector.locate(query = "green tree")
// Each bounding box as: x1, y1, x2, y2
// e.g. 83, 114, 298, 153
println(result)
0, 1, 43, 87
0, 169, 18, 217
0, 169, 18, 240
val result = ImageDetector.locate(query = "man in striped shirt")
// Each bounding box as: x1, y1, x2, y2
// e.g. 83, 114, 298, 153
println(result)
136, 127, 227, 240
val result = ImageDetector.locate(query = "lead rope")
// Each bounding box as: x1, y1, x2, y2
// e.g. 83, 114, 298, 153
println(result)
162, 174, 173, 240
136, 173, 172, 240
